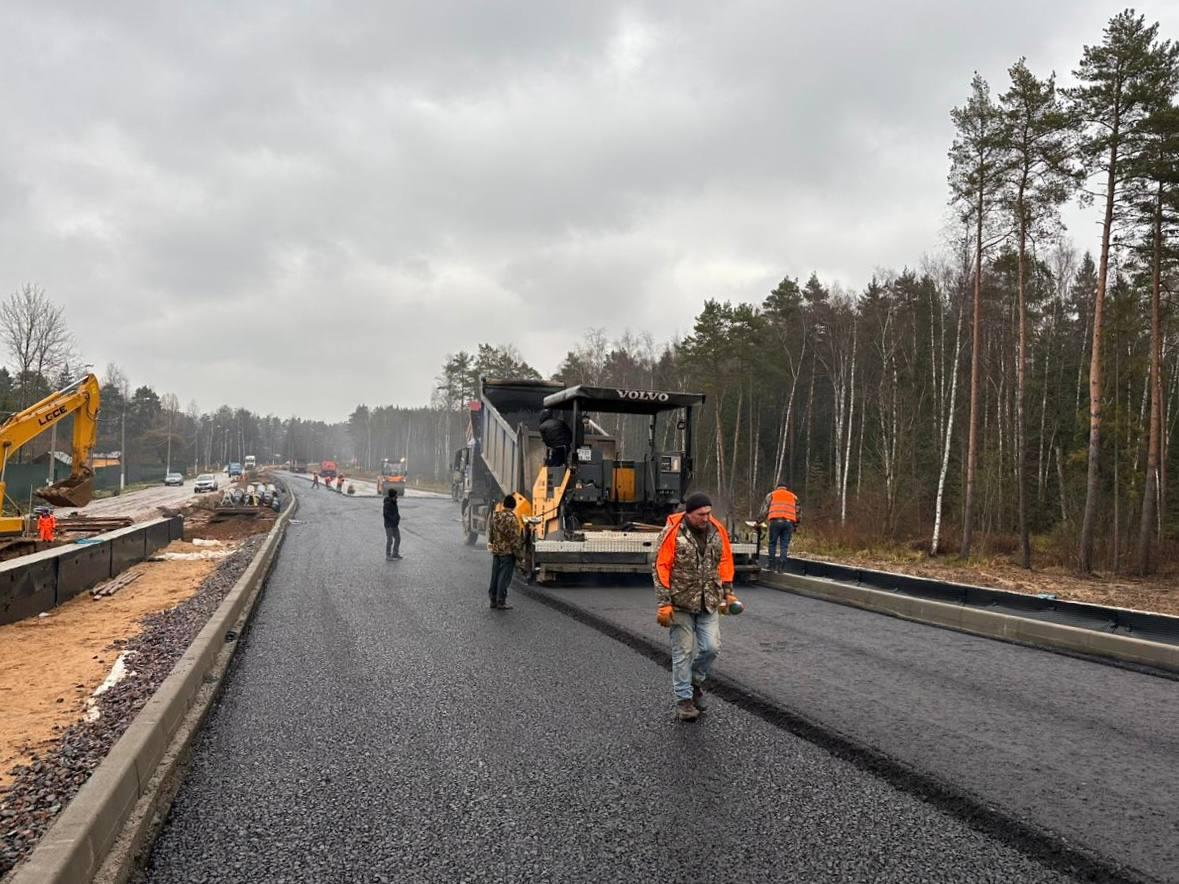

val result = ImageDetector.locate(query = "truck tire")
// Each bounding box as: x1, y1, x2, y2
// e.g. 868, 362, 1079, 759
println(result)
462, 503, 478, 546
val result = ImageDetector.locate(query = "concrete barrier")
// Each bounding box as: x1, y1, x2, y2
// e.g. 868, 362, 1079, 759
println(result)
0, 550, 58, 625
0, 516, 182, 626
57, 542, 115, 604
761, 571, 1179, 675
6, 490, 295, 884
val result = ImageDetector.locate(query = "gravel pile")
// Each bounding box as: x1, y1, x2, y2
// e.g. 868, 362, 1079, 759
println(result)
0, 534, 266, 877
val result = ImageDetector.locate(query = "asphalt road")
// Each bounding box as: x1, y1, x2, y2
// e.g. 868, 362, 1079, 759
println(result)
142, 489, 1106, 883
283, 470, 448, 499
543, 584, 1179, 882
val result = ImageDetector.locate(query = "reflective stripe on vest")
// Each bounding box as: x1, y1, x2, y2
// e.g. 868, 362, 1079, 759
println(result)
768, 489, 797, 522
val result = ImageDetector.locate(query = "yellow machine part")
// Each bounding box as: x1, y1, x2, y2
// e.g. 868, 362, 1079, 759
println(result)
0, 374, 101, 528
530, 466, 570, 540
493, 493, 533, 533
612, 466, 636, 502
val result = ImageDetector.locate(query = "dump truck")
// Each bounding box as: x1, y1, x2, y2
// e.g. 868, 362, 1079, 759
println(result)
459, 377, 759, 583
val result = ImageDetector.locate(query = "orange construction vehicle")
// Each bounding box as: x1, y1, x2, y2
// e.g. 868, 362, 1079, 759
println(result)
376, 458, 407, 497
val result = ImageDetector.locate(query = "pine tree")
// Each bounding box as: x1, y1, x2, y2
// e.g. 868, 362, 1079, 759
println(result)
1000, 59, 1078, 567
949, 73, 1010, 557
1068, 10, 1179, 572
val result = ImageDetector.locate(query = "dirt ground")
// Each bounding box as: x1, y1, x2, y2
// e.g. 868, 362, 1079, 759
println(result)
0, 544, 221, 786
794, 542, 1179, 617
0, 503, 275, 789
183, 507, 277, 542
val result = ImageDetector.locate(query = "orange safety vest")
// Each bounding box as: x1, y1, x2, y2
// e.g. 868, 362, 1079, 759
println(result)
655, 511, 735, 588
767, 488, 798, 522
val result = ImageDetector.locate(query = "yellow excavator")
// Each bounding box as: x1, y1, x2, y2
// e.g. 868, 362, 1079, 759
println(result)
0, 373, 101, 535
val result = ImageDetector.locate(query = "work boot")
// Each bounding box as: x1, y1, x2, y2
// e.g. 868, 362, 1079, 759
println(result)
498, 602, 512, 610
675, 699, 700, 722
692, 684, 707, 712
489, 598, 497, 609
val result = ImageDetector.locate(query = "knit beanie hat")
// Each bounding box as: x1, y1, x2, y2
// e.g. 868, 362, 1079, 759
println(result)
683, 492, 712, 513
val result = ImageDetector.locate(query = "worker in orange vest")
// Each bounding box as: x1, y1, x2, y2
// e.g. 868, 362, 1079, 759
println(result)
652, 492, 739, 722
758, 481, 799, 572
37, 509, 57, 542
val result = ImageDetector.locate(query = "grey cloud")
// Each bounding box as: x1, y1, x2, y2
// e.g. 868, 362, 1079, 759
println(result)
2, 0, 1177, 418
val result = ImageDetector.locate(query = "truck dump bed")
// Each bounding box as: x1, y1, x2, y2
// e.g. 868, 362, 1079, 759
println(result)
476, 380, 562, 499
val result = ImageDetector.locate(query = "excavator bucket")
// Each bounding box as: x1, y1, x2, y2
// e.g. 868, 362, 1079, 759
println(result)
36, 468, 95, 508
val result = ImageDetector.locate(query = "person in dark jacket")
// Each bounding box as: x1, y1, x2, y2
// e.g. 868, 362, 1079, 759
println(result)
383, 489, 402, 559
486, 495, 523, 609
539, 408, 573, 467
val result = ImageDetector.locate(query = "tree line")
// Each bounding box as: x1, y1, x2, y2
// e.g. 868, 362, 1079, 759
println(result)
6, 10, 1174, 576
384, 10, 1179, 576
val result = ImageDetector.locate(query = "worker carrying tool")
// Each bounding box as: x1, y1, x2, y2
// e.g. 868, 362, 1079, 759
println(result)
652, 492, 742, 722
36, 508, 57, 542
757, 481, 800, 572
538, 408, 572, 467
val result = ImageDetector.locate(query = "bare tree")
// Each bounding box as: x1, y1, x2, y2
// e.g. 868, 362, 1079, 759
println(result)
0, 284, 74, 408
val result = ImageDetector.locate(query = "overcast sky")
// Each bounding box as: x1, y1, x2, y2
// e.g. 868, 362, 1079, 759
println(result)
3, 2, 1177, 421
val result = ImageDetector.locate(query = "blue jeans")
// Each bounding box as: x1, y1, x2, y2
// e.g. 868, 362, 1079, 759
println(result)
669, 610, 720, 700
488, 554, 515, 604
768, 519, 794, 568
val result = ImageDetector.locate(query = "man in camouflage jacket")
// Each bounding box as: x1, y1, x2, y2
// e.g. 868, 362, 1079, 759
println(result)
652, 492, 737, 721
487, 495, 523, 610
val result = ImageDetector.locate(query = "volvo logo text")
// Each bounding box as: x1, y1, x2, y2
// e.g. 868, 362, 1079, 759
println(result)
615, 389, 670, 402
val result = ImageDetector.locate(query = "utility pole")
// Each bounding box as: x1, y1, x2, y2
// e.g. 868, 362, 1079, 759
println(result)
119, 408, 126, 493
165, 402, 173, 474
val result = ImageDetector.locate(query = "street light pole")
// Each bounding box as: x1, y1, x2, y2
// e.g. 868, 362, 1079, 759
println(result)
119, 408, 126, 493
165, 402, 173, 475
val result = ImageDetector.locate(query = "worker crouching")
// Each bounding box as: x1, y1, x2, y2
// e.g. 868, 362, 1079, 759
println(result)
652, 492, 739, 722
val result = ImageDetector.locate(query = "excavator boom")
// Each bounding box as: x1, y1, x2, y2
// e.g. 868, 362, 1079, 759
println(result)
0, 374, 102, 511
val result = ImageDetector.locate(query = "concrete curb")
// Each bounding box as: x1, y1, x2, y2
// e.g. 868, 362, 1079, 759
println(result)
6, 487, 297, 884
761, 571, 1179, 675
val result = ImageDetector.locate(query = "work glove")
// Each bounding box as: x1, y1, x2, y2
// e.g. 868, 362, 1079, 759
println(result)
656, 605, 675, 628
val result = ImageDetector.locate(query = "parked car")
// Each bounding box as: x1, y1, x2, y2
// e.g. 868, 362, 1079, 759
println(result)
228, 462, 243, 478
194, 473, 218, 493
163, 472, 184, 487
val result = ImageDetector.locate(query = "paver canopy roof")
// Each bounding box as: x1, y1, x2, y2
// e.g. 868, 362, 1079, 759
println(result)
543, 385, 705, 415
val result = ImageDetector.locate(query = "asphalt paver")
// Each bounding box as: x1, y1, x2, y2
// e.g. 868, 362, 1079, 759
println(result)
143, 489, 1087, 883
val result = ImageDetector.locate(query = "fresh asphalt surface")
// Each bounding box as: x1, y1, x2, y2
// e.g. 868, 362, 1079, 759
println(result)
543, 585, 1179, 882
141, 488, 1156, 883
